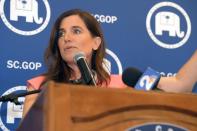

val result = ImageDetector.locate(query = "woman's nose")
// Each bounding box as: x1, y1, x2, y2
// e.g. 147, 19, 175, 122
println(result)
63, 32, 72, 43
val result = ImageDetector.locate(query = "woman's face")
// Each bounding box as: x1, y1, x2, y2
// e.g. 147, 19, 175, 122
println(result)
58, 15, 101, 65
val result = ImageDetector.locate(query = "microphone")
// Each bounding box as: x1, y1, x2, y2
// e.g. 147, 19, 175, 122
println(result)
0, 89, 41, 105
122, 67, 142, 87
122, 67, 161, 91
74, 52, 96, 86
135, 67, 161, 91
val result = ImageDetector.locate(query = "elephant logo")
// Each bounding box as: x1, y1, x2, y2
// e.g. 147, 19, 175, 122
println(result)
0, 0, 50, 35
146, 2, 191, 49
126, 122, 188, 131
155, 11, 184, 38
10, 0, 43, 24
0, 86, 26, 131
7, 97, 24, 124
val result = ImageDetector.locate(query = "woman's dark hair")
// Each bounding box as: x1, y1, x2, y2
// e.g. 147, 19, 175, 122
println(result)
43, 9, 110, 86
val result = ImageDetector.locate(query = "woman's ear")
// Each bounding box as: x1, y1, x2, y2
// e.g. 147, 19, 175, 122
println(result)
93, 37, 101, 50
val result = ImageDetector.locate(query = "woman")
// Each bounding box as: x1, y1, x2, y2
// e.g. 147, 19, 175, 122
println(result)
23, 9, 125, 117
158, 50, 197, 92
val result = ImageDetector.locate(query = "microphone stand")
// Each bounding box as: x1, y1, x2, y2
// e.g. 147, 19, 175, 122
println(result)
0, 89, 41, 105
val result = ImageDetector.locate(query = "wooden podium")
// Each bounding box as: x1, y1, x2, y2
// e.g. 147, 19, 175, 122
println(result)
17, 81, 197, 131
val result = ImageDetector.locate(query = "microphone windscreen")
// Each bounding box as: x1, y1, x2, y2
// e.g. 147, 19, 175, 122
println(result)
73, 52, 85, 63
122, 67, 142, 87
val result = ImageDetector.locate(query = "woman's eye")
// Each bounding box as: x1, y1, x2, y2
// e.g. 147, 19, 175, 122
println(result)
73, 29, 81, 34
58, 30, 65, 38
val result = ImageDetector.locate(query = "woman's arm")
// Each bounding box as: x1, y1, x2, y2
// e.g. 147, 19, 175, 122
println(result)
158, 50, 197, 93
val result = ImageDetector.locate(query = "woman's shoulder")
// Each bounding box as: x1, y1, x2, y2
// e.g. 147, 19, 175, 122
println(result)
108, 74, 127, 88
27, 74, 126, 89
27, 75, 46, 90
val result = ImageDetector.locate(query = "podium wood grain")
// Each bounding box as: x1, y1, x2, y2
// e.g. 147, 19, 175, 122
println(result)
17, 81, 197, 131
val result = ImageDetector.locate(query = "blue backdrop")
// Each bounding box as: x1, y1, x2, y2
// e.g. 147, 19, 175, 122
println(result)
0, 0, 196, 130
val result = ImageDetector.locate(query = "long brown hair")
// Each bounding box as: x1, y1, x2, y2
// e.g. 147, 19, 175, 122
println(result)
43, 9, 110, 86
